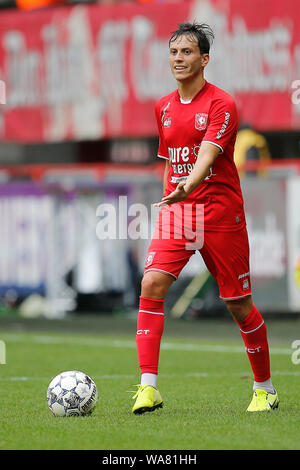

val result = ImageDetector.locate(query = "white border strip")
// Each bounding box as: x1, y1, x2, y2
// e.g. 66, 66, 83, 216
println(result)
240, 320, 264, 335
202, 140, 224, 153
220, 293, 252, 301
139, 310, 164, 316
144, 268, 177, 280
157, 154, 169, 160
1, 369, 299, 382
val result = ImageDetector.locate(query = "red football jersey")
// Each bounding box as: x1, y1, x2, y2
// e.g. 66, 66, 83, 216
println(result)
155, 81, 246, 231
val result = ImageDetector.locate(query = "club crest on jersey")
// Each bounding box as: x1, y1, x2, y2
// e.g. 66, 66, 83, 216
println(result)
145, 252, 156, 268
195, 113, 208, 131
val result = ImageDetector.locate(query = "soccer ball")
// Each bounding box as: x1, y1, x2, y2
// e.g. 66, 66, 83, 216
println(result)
47, 370, 98, 417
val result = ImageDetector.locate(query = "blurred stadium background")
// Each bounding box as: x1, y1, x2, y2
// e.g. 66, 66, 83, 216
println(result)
0, 0, 300, 325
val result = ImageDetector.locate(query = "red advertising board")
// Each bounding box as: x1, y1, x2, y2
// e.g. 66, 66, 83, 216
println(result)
0, 0, 299, 142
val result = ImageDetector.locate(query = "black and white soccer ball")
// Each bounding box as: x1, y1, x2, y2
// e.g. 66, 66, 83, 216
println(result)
47, 370, 98, 417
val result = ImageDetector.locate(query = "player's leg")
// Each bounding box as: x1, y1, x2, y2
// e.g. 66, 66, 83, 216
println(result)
224, 294, 253, 322
137, 271, 174, 387
200, 228, 279, 411
141, 270, 174, 299
132, 270, 174, 415
132, 203, 196, 414
225, 295, 279, 411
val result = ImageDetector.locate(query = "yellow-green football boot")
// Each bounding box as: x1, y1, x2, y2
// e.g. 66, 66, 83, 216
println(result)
247, 389, 279, 412
132, 384, 163, 415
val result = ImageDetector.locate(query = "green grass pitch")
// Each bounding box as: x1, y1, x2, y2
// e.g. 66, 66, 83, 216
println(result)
0, 314, 299, 450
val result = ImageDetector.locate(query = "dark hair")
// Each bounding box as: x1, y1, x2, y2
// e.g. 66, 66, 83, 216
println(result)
169, 22, 214, 54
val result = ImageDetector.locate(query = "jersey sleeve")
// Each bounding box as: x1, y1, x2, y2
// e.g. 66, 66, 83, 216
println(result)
202, 97, 238, 153
155, 101, 169, 160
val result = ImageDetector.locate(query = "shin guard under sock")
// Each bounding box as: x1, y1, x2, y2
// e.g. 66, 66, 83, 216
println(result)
236, 305, 271, 382
136, 296, 164, 375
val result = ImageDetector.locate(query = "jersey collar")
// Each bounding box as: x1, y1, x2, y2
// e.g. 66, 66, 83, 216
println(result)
175, 80, 208, 103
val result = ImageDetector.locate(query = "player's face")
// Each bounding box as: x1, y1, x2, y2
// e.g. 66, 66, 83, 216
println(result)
169, 34, 209, 82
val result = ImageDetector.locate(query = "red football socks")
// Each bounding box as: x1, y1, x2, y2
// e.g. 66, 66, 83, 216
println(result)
136, 299, 271, 384
236, 305, 271, 382
136, 296, 165, 375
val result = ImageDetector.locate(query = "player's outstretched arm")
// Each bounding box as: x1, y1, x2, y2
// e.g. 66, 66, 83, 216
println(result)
155, 143, 220, 207
183, 142, 220, 194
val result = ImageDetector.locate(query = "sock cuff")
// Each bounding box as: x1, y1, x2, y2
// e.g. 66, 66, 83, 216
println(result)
139, 296, 165, 314
237, 304, 264, 333
140, 296, 164, 303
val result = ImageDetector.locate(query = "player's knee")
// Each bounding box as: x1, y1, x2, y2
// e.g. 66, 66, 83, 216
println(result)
141, 272, 172, 299
225, 295, 253, 321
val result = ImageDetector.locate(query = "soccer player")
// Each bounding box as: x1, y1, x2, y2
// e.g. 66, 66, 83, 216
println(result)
132, 22, 279, 414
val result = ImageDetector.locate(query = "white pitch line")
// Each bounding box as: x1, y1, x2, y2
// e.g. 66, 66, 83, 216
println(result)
0, 333, 293, 355
0, 370, 300, 383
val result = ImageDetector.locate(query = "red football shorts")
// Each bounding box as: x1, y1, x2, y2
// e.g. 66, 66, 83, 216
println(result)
144, 206, 252, 300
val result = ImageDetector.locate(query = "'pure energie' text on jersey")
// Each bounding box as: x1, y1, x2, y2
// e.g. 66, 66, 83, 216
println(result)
155, 81, 246, 231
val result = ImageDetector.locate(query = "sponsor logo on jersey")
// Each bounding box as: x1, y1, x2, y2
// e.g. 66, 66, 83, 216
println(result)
171, 175, 188, 184
161, 102, 170, 123
167, 146, 217, 181
216, 112, 230, 139
168, 146, 190, 162
195, 113, 208, 131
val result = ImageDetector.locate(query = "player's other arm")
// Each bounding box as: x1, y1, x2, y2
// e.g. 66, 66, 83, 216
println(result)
154, 99, 170, 194
163, 159, 170, 193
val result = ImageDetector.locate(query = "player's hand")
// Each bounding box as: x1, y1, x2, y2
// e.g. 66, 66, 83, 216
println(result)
154, 182, 188, 207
